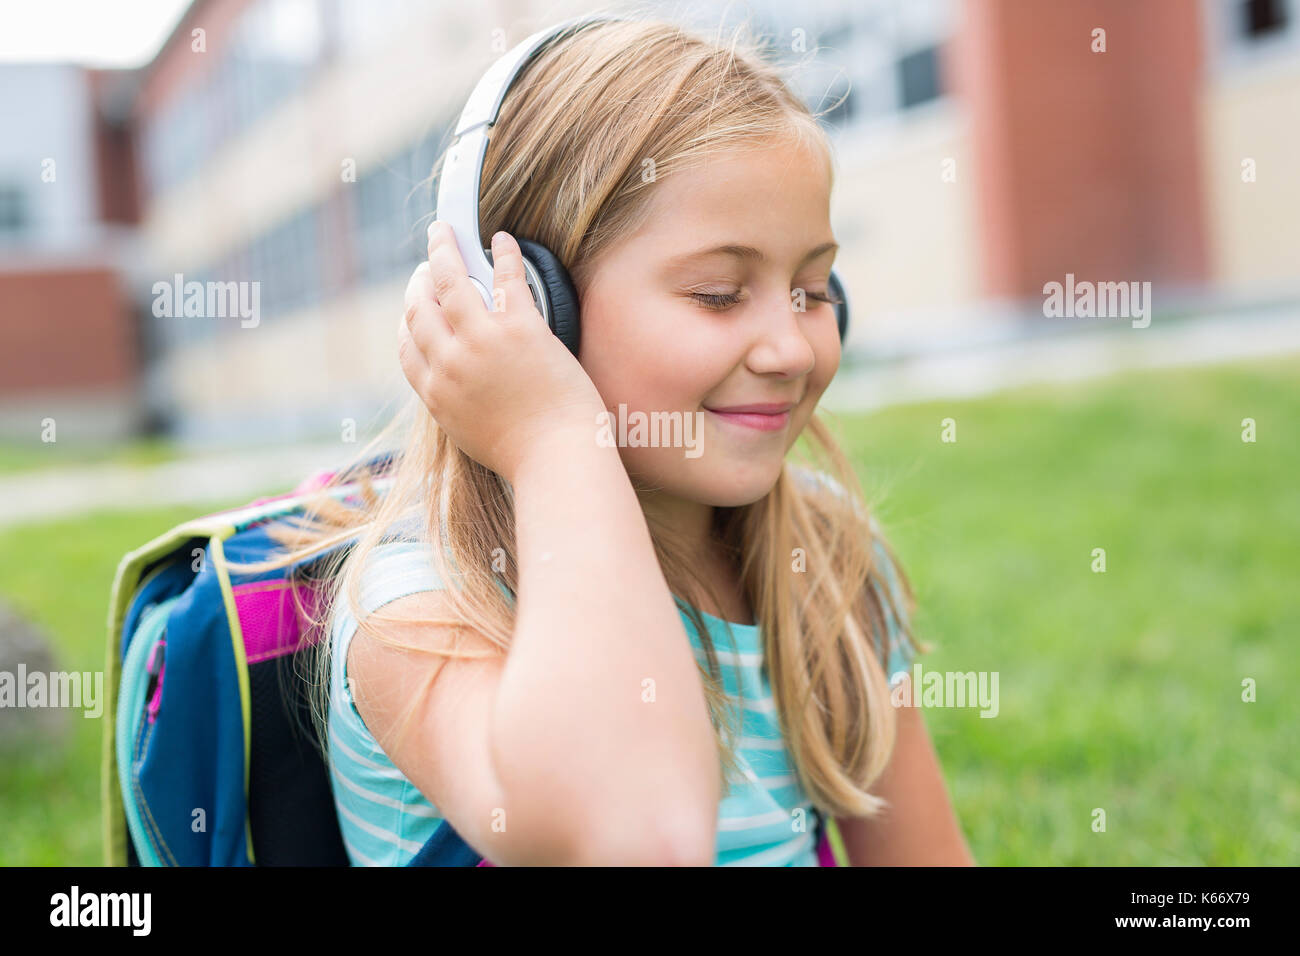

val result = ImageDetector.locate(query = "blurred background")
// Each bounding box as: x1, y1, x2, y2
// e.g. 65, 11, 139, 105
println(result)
0, 0, 1296, 865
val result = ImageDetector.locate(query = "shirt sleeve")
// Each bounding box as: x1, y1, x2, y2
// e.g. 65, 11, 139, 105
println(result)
330, 540, 447, 723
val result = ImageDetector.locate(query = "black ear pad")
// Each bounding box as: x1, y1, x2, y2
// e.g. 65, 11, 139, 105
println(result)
828, 267, 850, 343
513, 237, 582, 358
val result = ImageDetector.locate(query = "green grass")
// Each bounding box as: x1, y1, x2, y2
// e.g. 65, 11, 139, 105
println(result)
0, 499, 256, 866
0, 436, 182, 476
1, 355, 1296, 864
827, 354, 1300, 865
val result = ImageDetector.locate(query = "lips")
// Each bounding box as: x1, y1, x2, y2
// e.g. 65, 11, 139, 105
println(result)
706, 403, 795, 415
704, 402, 795, 432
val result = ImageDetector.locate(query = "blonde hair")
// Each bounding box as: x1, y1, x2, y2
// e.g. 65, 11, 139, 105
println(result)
230, 12, 928, 822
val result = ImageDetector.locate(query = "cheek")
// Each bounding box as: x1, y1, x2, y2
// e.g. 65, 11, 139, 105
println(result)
582, 299, 724, 410
812, 335, 840, 392
799, 323, 840, 394
602, 355, 717, 413
790, 334, 840, 433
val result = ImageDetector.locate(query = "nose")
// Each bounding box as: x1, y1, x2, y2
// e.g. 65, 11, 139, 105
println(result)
744, 289, 818, 378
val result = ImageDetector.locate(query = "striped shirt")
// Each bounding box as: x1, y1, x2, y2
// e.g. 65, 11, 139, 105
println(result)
327, 482, 916, 866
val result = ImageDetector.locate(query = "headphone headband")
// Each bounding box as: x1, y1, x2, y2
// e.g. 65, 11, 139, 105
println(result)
433, 14, 850, 345
436, 14, 628, 312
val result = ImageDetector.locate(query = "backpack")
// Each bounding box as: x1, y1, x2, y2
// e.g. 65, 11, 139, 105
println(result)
102, 452, 845, 867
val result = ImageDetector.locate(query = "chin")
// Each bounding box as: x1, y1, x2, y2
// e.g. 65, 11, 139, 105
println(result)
684, 457, 784, 508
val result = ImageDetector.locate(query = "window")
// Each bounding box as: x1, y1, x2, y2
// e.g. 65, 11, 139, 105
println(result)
0, 186, 26, 235
255, 205, 322, 317
352, 131, 448, 285
1210, 0, 1298, 72
1240, 0, 1290, 37
775, 2, 953, 132
897, 44, 942, 109
821, 76, 856, 128
141, 0, 325, 198
354, 159, 412, 283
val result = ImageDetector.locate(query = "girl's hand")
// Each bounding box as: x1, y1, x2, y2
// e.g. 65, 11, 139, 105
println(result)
399, 221, 606, 482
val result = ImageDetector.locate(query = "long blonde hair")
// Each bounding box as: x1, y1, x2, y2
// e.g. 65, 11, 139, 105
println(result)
230, 13, 928, 821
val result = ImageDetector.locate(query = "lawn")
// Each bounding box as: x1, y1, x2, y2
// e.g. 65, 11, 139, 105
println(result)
0, 435, 182, 476
0, 499, 259, 866
827, 353, 1299, 864
0, 354, 1296, 864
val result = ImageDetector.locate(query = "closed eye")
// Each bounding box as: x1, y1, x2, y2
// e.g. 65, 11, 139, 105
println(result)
690, 289, 843, 311
691, 291, 743, 310
808, 290, 843, 306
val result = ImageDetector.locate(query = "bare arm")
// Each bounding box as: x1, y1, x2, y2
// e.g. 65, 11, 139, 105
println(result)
493, 429, 721, 863
374, 225, 719, 864
835, 703, 976, 866
349, 432, 720, 866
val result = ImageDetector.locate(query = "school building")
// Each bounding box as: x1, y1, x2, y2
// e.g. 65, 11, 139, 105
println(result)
1, 0, 1296, 443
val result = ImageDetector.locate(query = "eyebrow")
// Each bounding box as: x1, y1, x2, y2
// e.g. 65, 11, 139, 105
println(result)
665, 241, 839, 269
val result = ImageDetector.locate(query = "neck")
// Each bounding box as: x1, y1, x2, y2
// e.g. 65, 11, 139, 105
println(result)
637, 488, 751, 625
636, 487, 716, 555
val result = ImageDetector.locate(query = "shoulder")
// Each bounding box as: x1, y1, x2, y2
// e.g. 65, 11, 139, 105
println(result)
326, 539, 477, 784
789, 465, 918, 674
329, 538, 450, 695
357, 539, 447, 610
789, 463, 838, 498
788, 464, 884, 535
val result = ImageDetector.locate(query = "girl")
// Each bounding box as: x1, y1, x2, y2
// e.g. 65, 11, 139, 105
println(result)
260, 16, 974, 866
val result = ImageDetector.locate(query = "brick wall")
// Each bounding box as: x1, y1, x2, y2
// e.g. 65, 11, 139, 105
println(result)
0, 268, 137, 395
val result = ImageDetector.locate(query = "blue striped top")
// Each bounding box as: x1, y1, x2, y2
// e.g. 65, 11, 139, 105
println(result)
326, 482, 916, 866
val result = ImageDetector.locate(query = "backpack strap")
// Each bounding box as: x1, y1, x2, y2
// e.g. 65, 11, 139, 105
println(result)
814, 808, 838, 866
407, 819, 482, 867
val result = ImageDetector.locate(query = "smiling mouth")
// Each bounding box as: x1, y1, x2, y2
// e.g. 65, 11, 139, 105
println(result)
703, 406, 793, 432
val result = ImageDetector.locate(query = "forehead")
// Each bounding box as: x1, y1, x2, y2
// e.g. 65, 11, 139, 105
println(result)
635, 139, 833, 246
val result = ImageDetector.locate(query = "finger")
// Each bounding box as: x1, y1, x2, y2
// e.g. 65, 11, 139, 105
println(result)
489, 230, 537, 319
397, 314, 434, 409
426, 220, 486, 333
404, 263, 452, 355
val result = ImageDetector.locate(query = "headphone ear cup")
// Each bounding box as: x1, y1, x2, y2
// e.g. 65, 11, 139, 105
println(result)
828, 267, 850, 343
510, 237, 581, 358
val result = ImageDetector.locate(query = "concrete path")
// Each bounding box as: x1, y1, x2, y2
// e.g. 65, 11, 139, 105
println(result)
0, 441, 348, 529
823, 304, 1300, 412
